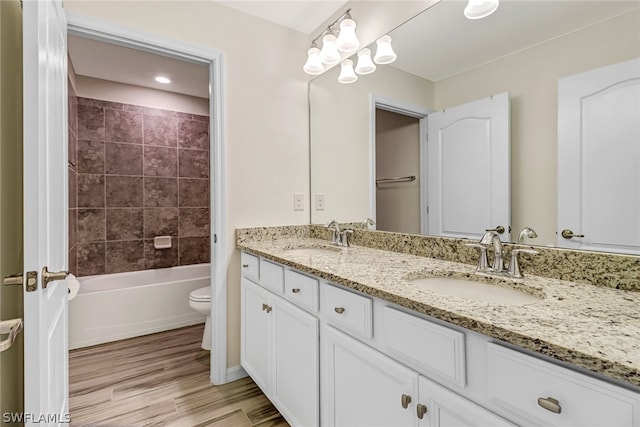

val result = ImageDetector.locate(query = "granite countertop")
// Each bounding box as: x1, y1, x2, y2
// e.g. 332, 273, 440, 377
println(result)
237, 237, 640, 389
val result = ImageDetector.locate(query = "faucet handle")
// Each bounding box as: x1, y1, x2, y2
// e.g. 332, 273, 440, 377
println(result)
341, 230, 354, 247
485, 225, 506, 234
508, 248, 538, 278
466, 243, 490, 271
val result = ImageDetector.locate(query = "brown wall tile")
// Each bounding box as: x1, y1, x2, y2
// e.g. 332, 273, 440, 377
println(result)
178, 120, 209, 150
69, 169, 77, 209
69, 128, 77, 168
179, 236, 210, 265
78, 97, 124, 110
144, 146, 177, 177
105, 109, 142, 144
105, 143, 143, 176
69, 209, 78, 248
106, 176, 143, 207
69, 246, 78, 277
144, 177, 178, 207
144, 238, 179, 269
77, 105, 105, 141
178, 149, 209, 178
144, 207, 179, 238
143, 115, 178, 147
77, 140, 105, 174
77, 209, 106, 243
106, 240, 145, 274
106, 208, 144, 241
179, 178, 209, 207
179, 208, 210, 237
78, 174, 105, 208
77, 242, 106, 276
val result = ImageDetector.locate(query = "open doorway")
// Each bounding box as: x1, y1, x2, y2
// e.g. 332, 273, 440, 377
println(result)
66, 14, 227, 385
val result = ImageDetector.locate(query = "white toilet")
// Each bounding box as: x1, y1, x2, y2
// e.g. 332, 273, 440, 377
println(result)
189, 286, 211, 350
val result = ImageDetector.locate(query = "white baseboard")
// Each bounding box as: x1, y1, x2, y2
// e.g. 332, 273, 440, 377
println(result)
224, 365, 248, 383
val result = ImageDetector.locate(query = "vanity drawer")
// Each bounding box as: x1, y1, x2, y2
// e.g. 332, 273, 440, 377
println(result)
486, 343, 637, 427
241, 252, 259, 281
259, 258, 284, 294
379, 306, 466, 387
321, 283, 372, 339
284, 270, 319, 312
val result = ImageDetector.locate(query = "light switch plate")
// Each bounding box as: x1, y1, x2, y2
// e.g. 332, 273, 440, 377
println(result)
315, 193, 325, 210
293, 193, 304, 211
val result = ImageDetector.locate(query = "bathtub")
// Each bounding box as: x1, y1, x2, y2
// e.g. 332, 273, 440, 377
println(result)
69, 264, 210, 350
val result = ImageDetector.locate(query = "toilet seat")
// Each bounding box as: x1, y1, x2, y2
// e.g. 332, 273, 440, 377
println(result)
190, 286, 211, 302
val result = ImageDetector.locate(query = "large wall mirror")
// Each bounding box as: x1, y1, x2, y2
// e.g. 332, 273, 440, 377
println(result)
310, 0, 640, 253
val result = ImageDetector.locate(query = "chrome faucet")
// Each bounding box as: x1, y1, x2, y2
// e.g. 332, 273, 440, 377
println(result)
325, 220, 341, 246
362, 217, 375, 230
480, 230, 504, 272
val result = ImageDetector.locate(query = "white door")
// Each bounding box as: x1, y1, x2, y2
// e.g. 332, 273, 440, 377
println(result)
427, 93, 510, 240
557, 58, 640, 254
271, 295, 319, 427
321, 326, 418, 427
23, 0, 70, 424
417, 376, 514, 427
240, 278, 271, 393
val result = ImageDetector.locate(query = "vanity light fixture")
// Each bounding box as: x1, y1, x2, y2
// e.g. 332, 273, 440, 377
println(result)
464, 0, 500, 19
373, 35, 397, 65
355, 48, 376, 75
304, 9, 360, 74
338, 59, 358, 84
154, 75, 171, 84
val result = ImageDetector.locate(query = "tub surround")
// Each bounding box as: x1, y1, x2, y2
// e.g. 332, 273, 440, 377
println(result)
73, 97, 211, 276
236, 226, 640, 388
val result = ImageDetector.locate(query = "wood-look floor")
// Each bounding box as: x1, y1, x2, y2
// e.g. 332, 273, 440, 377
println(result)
69, 324, 290, 427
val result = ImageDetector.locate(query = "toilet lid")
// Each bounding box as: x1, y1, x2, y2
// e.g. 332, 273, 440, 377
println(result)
190, 286, 211, 302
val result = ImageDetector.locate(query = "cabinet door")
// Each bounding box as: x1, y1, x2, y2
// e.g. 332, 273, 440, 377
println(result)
241, 278, 271, 394
271, 296, 319, 427
322, 326, 418, 427
418, 376, 514, 427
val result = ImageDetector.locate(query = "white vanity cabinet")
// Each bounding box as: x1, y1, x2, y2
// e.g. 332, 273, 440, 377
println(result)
240, 251, 640, 427
240, 259, 319, 427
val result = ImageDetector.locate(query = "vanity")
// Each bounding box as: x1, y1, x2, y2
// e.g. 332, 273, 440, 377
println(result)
237, 228, 640, 427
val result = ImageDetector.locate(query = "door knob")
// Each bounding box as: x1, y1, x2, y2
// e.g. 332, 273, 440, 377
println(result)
41, 267, 69, 289
561, 229, 584, 239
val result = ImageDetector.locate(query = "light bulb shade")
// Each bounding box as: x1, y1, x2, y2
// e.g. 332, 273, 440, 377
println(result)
355, 48, 376, 75
335, 18, 360, 54
464, 0, 499, 19
338, 59, 358, 84
320, 34, 341, 65
374, 35, 397, 65
303, 47, 325, 75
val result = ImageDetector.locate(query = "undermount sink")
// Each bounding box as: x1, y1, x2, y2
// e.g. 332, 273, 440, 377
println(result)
409, 277, 542, 305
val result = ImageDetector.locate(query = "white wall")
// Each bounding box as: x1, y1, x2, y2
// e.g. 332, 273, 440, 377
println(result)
64, 0, 310, 368
310, 64, 434, 224
74, 75, 209, 116
435, 9, 640, 245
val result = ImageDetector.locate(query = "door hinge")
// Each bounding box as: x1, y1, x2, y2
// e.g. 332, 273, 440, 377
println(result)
214, 234, 217, 244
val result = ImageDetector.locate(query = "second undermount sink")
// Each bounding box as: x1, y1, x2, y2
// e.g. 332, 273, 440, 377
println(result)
409, 277, 542, 305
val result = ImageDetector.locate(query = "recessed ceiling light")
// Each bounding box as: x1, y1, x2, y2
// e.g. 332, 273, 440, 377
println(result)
154, 75, 171, 84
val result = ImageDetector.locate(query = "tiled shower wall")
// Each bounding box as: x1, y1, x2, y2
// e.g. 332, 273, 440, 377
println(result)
68, 81, 78, 276
70, 96, 210, 277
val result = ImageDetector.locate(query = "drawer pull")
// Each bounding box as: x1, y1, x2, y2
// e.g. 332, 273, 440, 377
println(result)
401, 394, 412, 409
242, 264, 249, 268
416, 403, 428, 419
291, 288, 300, 293
538, 397, 561, 414
334, 307, 345, 314
261, 303, 272, 313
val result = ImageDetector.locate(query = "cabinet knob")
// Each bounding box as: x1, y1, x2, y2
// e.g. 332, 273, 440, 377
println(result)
291, 288, 300, 294
334, 307, 345, 314
261, 303, 272, 313
242, 264, 249, 268
537, 397, 561, 414
401, 394, 412, 409
416, 403, 428, 419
